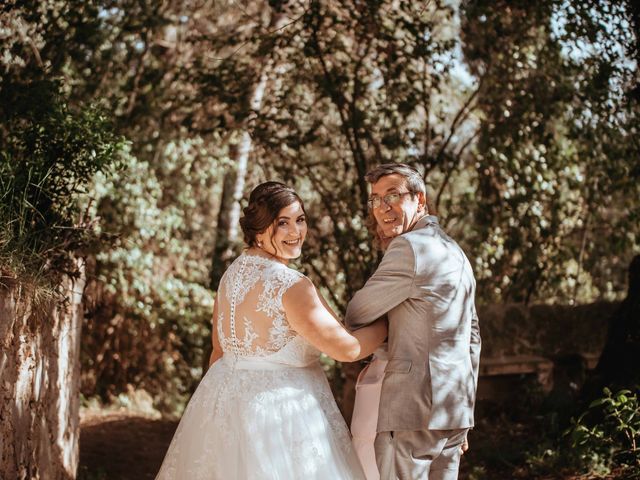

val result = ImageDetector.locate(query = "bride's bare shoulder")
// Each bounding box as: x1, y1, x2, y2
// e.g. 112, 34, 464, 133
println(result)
284, 272, 313, 292
282, 274, 320, 311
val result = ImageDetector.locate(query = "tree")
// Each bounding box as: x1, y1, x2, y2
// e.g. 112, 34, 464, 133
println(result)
209, 4, 296, 292
461, 0, 640, 304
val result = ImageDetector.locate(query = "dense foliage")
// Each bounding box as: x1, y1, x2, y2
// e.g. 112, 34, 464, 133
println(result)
81, 142, 220, 411
0, 79, 123, 284
569, 388, 640, 476
463, 0, 640, 303
2, 0, 638, 427
0, 1, 128, 285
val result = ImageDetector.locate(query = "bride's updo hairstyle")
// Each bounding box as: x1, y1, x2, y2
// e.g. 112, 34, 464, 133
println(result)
239, 181, 306, 248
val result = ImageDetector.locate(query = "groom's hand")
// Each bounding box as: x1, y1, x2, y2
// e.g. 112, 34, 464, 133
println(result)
460, 436, 469, 455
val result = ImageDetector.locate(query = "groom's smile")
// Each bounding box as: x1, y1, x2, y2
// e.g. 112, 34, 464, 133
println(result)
369, 174, 425, 239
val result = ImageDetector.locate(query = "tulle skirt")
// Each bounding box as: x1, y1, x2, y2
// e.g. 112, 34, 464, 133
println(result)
156, 356, 365, 480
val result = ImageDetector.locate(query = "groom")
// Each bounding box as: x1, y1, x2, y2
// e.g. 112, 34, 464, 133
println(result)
346, 163, 481, 480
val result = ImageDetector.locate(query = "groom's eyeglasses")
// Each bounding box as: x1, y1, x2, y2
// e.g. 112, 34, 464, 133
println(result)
367, 191, 414, 210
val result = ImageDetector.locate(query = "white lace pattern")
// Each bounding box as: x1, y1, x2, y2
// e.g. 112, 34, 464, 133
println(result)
217, 253, 303, 357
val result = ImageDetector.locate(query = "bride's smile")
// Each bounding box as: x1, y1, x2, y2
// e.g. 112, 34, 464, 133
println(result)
255, 201, 307, 261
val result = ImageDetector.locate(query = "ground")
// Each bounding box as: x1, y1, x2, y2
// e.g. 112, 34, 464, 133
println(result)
78, 410, 177, 480
78, 405, 626, 480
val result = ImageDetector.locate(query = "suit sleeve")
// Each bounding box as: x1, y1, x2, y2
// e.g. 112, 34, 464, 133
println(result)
345, 236, 416, 330
470, 303, 481, 391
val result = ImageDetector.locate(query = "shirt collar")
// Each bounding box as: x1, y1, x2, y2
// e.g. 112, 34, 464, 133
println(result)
411, 214, 439, 231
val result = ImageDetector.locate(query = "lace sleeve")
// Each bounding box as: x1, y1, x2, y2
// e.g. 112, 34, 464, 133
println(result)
217, 254, 309, 356
259, 266, 305, 350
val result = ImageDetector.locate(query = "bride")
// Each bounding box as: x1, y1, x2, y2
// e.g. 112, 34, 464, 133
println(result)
156, 181, 387, 479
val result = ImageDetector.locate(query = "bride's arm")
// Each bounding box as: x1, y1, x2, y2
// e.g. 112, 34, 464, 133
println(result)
208, 299, 223, 367
283, 277, 387, 362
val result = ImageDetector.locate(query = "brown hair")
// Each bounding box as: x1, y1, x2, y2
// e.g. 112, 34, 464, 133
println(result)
239, 181, 306, 248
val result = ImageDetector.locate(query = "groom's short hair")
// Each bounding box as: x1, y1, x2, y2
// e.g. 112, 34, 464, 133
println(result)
365, 163, 426, 196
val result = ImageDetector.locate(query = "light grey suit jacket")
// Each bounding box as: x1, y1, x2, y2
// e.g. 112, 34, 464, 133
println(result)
346, 215, 481, 432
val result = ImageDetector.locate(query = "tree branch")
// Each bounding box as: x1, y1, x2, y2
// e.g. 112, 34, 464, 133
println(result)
435, 130, 479, 209
424, 79, 482, 179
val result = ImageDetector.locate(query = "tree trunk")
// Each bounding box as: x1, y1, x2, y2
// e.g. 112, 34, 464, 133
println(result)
582, 254, 640, 403
209, 63, 269, 292
0, 259, 86, 480
204, 53, 271, 373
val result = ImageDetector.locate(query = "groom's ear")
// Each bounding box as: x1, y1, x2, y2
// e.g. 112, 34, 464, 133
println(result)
416, 191, 427, 212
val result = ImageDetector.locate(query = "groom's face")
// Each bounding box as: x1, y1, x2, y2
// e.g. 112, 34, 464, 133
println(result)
370, 174, 424, 239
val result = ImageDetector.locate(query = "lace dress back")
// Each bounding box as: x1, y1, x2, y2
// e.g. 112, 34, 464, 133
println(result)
217, 253, 303, 357
155, 252, 366, 480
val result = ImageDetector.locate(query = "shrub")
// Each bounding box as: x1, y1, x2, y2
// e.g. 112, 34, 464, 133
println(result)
0, 79, 123, 284
567, 387, 640, 476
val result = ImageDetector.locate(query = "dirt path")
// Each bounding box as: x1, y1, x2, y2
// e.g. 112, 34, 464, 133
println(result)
78, 408, 614, 479
79, 411, 177, 480
77, 409, 493, 480
76, 409, 538, 480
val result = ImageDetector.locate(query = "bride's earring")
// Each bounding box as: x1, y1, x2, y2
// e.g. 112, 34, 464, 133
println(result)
257, 240, 264, 248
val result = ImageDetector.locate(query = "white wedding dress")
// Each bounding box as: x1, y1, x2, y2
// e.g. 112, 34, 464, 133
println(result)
156, 252, 365, 480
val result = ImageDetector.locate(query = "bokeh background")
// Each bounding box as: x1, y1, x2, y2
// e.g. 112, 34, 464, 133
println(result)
1, 0, 638, 478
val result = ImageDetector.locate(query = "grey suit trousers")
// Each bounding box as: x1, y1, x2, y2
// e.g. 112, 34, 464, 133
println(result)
374, 428, 468, 480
